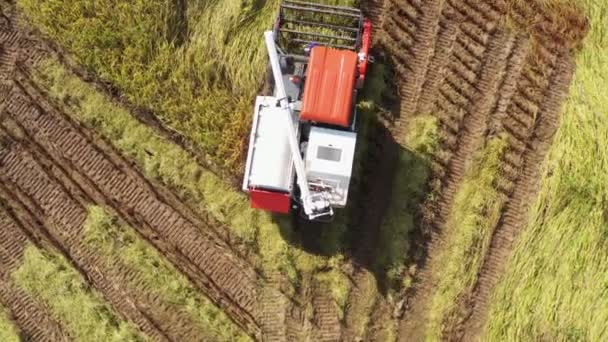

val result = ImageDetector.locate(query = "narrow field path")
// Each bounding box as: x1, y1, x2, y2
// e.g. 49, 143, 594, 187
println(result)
341, 121, 399, 340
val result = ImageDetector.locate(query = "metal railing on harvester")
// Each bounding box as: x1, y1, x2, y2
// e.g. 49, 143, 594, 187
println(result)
273, 0, 365, 55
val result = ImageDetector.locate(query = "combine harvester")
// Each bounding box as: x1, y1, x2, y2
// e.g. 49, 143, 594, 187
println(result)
243, 0, 372, 220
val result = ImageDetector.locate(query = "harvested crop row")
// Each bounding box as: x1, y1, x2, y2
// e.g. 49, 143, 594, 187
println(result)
0, 129, 173, 341
460, 44, 576, 341
0, 119, 244, 341
368, 0, 582, 339
0, 206, 68, 342
0, 76, 266, 337
370, 0, 586, 338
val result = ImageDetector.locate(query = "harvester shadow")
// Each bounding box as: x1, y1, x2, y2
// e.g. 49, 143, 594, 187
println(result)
274, 119, 431, 297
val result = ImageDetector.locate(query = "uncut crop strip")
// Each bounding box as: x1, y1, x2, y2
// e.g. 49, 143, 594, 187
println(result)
460, 44, 575, 341
0, 203, 69, 341
0, 76, 266, 338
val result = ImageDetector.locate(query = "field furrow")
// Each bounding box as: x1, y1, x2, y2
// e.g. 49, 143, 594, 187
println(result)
0, 205, 69, 341
0, 76, 266, 337
460, 47, 574, 341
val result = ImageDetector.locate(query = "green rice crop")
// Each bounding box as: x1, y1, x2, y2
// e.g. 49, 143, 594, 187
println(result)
17, 0, 358, 170
12, 245, 145, 341
83, 206, 250, 341
425, 136, 509, 340
484, 0, 608, 339
0, 306, 19, 342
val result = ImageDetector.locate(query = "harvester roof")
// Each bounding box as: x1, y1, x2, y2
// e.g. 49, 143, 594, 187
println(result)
300, 46, 358, 127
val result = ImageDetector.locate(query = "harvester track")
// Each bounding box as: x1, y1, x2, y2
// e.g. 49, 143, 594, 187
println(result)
0, 206, 68, 342
459, 44, 575, 342
0, 74, 266, 338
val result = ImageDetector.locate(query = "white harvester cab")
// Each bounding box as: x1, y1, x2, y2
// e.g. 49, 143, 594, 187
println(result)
305, 127, 357, 208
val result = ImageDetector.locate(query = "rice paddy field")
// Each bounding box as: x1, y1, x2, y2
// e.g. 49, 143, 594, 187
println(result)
0, 0, 605, 340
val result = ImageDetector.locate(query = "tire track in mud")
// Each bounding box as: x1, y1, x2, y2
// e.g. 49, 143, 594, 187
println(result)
0, 75, 266, 339
0, 123, 219, 341
362, 0, 387, 28
0, 198, 69, 341
381, 0, 443, 137
311, 288, 342, 342
459, 45, 575, 342
0, 7, 305, 339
